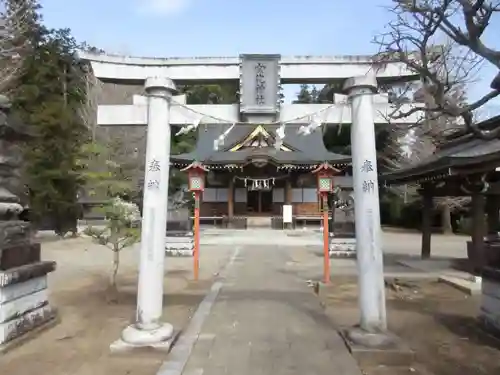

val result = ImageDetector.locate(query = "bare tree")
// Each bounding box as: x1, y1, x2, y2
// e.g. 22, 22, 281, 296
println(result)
381, 79, 472, 232
382, 112, 470, 233
374, 0, 500, 139
0, 0, 35, 93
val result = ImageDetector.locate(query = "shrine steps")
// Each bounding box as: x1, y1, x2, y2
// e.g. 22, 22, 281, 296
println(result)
246, 216, 272, 228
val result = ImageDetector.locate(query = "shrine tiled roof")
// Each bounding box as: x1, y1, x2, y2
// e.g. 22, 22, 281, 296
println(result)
171, 123, 351, 166
381, 115, 500, 185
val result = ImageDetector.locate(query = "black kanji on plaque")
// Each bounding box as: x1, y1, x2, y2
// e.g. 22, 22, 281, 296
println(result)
255, 62, 267, 105
255, 63, 266, 77
255, 93, 265, 105
148, 159, 161, 172
361, 159, 373, 173
256, 79, 266, 90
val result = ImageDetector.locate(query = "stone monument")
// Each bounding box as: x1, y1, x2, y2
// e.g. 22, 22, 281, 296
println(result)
0, 95, 57, 352
329, 186, 357, 258
165, 188, 194, 257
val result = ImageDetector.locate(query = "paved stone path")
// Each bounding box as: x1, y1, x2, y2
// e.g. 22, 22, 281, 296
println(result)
199, 229, 468, 259
176, 246, 362, 375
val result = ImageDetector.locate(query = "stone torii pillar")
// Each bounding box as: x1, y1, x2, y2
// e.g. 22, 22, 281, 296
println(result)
343, 74, 390, 344
114, 77, 176, 350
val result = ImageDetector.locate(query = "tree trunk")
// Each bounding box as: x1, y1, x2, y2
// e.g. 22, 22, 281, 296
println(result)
440, 205, 453, 234
421, 191, 433, 259
111, 250, 119, 287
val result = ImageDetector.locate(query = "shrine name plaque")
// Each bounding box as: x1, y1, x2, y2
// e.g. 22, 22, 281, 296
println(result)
239, 54, 281, 115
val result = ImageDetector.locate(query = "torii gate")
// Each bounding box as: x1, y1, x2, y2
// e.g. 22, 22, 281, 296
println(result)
81, 52, 421, 351
80, 52, 422, 128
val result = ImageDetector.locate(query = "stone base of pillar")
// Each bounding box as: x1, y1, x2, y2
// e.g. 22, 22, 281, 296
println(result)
0, 249, 58, 352
479, 267, 500, 338
165, 249, 194, 257
110, 322, 176, 352
0, 308, 59, 354
165, 231, 194, 257
339, 327, 414, 367
329, 238, 356, 258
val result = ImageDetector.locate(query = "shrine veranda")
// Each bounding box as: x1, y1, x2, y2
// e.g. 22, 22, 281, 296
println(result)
80, 52, 422, 227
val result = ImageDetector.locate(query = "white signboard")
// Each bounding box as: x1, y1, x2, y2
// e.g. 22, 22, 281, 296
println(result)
283, 204, 293, 223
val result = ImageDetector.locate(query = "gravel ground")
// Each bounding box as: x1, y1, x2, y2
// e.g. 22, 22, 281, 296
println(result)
1, 236, 233, 375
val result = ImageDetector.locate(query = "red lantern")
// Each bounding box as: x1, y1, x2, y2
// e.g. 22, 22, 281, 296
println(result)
311, 162, 339, 285
311, 162, 337, 194
180, 162, 208, 281
181, 162, 208, 192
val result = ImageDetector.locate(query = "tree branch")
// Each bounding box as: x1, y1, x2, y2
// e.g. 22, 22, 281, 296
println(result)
376, 0, 500, 140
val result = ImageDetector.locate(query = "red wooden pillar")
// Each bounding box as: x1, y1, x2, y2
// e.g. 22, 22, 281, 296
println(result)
312, 162, 339, 284
322, 193, 330, 284
193, 191, 201, 281
181, 162, 208, 281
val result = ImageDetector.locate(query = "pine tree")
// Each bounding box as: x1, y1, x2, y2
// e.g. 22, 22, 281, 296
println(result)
0, 0, 41, 92
293, 84, 313, 103
310, 86, 319, 103
9, 2, 89, 234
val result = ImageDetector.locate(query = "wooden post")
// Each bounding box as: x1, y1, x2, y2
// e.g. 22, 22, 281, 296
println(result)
471, 192, 485, 270
258, 190, 262, 213
193, 191, 200, 281
486, 195, 500, 237
180, 161, 207, 281
322, 193, 330, 284
228, 176, 234, 225
285, 178, 292, 228
285, 178, 292, 204
421, 188, 433, 259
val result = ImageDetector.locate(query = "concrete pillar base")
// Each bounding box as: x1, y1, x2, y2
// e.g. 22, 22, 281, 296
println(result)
110, 322, 175, 352
340, 327, 414, 367
345, 327, 395, 347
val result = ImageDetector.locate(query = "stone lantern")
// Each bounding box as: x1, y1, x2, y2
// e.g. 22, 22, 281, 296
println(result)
0, 95, 58, 350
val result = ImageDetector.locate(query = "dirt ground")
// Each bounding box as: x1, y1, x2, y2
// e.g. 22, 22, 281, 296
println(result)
320, 277, 500, 375
0, 237, 233, 375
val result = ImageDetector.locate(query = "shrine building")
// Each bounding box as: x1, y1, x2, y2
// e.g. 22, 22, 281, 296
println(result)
171, 123, 351, 219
